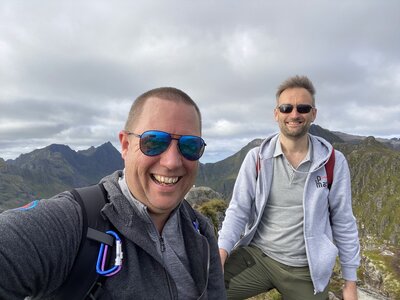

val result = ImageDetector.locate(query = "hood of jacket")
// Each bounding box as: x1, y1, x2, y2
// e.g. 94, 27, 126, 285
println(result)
258, 133, 333, 172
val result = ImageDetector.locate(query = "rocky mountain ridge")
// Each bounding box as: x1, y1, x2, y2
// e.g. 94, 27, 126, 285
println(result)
0, 142, 123, 211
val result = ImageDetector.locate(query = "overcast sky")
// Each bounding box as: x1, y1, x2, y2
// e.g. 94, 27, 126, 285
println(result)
1, 1, 399, 163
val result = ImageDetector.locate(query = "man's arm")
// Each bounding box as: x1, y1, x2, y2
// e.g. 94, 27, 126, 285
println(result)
218, 148, 259, 254
328, 152, 361, 292
0, 192, 83, 298
219, 248, 228, 269
343, 280, 358, 300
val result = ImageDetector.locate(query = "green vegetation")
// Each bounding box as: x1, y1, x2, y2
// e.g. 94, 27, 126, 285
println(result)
335, 138, 400, 246
197, 199, 227, 234
247, 289, 282, 300
362, 248, 400, 299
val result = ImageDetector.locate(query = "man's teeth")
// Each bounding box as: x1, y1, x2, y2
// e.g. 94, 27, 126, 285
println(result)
153, 175, 179, 184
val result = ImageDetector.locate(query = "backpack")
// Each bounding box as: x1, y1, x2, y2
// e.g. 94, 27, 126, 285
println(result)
53, 184, 200, 300
256, 148, 336, 190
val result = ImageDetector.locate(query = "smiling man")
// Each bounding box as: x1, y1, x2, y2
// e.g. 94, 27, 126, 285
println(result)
218, 76, 360, 300
0, 87, 226, 299
120, 94, 203, 232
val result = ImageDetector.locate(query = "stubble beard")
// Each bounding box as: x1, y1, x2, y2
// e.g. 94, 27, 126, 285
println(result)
280, 119, 311, 139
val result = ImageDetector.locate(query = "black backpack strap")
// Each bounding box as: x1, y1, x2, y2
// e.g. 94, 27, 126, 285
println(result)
54, 183, 111, 300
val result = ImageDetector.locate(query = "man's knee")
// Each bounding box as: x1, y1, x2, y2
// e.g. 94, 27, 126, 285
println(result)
224, 247, 256, 289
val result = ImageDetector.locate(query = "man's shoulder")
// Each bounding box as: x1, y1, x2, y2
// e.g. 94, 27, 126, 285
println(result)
9, 190, 81, 218
257, 133, 280, 158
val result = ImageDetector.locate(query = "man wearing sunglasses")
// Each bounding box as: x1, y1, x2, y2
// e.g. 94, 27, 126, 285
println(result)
0, 87, 226, 299
218, 76, 360, 300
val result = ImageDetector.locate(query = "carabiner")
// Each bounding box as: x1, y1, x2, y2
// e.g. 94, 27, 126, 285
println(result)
96, 230, 123, 276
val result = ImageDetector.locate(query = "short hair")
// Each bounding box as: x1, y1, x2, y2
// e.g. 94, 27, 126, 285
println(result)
276, 75, 316, 106
124, 87, 202, 132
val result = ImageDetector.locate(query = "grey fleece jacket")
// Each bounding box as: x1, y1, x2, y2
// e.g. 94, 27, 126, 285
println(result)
218, 133, 360, 293
0, 171, 226, 300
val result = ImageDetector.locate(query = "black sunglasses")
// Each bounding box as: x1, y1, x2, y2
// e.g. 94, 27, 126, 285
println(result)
277, 104, 314, 114
126, 130, 206, 161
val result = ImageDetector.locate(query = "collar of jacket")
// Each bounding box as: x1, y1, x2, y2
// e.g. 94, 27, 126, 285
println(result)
100, 172, 210, 297
258, 133, 333, 172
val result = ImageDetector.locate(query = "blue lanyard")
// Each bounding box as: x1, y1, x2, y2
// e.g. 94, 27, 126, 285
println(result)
96, 230, 123, 276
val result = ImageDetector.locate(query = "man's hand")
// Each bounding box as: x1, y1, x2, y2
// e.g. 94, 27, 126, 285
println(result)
343, 280, 358, 300
219, 248, 228, 271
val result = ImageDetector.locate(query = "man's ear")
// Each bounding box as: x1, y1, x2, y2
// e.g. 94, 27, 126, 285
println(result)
274, 108, 279, 122
311, 108, 317, 122
119, 131, 129, 160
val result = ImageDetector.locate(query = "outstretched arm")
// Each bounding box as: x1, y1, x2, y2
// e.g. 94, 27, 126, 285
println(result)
0, 192, 82, 298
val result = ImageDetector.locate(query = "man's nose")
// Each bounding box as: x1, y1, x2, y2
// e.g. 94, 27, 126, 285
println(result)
289, 106, 301, 117
159, 140, 183, 168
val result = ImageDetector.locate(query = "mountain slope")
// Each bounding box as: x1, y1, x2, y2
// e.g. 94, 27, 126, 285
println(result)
0, 142, 123, 211
335, 137, 400, 245
196, 138, 263, 199
1, 128, 399, 247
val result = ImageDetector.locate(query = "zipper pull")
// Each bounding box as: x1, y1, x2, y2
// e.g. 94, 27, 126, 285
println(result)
160, 236, 166, 252
192, 220, 200, 233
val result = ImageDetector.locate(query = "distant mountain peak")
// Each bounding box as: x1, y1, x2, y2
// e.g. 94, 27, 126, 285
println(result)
99, 141, 116, 150
77, 142, 117, 156
309, 124, 344, 144
46, 144, 73, 154
248, 139, 263, 148
360, 136, 389, 150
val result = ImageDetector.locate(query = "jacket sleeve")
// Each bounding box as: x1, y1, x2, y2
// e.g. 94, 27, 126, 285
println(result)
0, 192, 83, 299
218, 148, 259, 254
328, 151, 361, 281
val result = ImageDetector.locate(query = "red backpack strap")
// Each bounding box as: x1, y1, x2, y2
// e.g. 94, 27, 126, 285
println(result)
325, 148, 335, 190
255, 148, 261, 179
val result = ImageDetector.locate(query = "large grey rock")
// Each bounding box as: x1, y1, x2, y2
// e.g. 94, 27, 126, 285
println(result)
185, 186, 223, 207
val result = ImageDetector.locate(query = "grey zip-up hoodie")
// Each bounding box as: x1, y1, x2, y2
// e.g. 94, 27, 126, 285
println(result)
0, 171, 226, 299
218, 133, 360, 293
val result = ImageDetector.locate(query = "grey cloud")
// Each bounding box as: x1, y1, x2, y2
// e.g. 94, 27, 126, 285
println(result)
1, 0, 399, 162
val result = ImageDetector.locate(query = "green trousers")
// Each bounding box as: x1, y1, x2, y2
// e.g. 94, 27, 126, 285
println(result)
224, 245, 329, 300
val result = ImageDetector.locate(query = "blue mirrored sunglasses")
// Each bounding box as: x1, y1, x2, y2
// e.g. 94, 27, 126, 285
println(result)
126, 130, 206, 161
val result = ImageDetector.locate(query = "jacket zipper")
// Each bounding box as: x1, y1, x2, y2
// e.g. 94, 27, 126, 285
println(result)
159, 235, 174, 298
164, 268, 175, 299
143, 209, 175, 298
196, 235, 210, 299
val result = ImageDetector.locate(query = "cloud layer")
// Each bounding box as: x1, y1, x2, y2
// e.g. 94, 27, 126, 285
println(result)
1, 1, 399, 162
